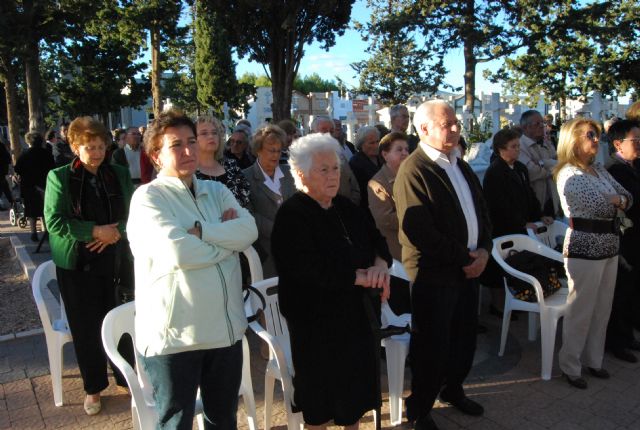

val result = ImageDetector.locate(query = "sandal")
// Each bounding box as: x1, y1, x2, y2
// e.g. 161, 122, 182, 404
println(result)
84, 395, 101, 415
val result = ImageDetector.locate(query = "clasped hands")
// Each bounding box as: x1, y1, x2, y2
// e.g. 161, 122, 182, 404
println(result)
463, 248, 489, 279
87, 223, 121, 253
355, 258, 390, 301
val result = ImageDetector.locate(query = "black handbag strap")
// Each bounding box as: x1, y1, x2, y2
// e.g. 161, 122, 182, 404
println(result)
243, 284, 267, 323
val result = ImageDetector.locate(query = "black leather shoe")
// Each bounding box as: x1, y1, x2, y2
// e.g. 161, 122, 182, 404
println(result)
413, 413, 439, 430
439, 392, 484, 416
563, 373, 587, 389
628, 339, 640, 352
587, 367, 610, 379
612, 348, 638, 363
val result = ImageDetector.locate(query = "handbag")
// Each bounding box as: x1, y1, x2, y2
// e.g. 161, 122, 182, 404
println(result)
504, 250, 565, 302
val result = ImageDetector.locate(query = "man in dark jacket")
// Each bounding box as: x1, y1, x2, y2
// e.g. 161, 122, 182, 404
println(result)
0, 136, 14, 209
394, 100, 492, 430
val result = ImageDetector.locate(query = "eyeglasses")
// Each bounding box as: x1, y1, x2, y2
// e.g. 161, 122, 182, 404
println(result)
584, 131, 599, 141
621, 138, 640, 144
228, 139, 246, 145
261, 148, 281, 155
435, 120, 461, 129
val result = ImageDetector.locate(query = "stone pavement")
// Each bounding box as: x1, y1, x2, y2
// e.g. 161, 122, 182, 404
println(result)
1, 209, 640, 429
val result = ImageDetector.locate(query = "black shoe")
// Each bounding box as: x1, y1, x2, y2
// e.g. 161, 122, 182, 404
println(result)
563, 373, 588, 389
413, 413, 439, 430
439, 392, 484, 416
628, 339, 640, 352
612, 348, 638, 363
30, 233, 39, 242
587, 367, 610, 379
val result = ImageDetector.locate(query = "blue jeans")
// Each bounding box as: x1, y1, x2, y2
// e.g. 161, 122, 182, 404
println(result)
142, 341, 243, 430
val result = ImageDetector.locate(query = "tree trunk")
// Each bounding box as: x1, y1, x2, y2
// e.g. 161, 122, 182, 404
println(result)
23, 0, 45, 134
150, 26, 163, 118
462, 0, 476, 115
2, 67, 21, 163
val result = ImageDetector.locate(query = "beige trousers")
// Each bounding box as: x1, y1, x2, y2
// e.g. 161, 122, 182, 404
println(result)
559, 256, 618, 377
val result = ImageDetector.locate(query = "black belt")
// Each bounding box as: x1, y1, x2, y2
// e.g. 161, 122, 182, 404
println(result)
569, 217, 617, 234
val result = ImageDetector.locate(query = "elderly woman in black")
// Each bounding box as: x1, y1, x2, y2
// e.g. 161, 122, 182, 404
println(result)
44, 116, 133, 415
272, 133, 391, 429
481, 128, 554, 315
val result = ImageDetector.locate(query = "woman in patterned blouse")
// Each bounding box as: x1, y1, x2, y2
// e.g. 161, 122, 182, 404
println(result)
195, 115, 251, 208
554, 117, 632, 389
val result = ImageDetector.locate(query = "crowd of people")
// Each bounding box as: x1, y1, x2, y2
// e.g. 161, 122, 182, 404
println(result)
0, 98, 639, 430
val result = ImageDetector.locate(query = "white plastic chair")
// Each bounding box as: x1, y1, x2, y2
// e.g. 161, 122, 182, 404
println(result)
492, 234, 570, 380
526, 220, 568, 250
244, 277, 303, 430
102, 302, 257, 430
31, 260, 72, 407
382, 259, 411, 426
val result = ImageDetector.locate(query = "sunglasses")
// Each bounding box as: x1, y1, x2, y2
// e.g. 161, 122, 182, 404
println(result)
584, 131, 599, 141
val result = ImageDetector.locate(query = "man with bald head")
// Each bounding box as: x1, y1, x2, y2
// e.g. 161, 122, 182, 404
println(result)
394, 100, 492, 429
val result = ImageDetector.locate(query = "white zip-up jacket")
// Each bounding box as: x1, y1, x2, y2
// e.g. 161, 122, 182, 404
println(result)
127, 174, 258, 357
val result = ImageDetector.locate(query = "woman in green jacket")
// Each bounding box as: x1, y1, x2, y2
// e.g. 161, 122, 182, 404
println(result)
44, 116, 133, 416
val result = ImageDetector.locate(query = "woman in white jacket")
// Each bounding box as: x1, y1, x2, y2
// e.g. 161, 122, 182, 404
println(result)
127, 110, 258, 430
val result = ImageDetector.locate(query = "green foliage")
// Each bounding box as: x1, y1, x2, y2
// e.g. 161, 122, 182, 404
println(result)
194, 0, 242, 116
238, 73, 271, 88
293, 73, 339, 95
490, 1, 640, 105
207, 0, 355, 121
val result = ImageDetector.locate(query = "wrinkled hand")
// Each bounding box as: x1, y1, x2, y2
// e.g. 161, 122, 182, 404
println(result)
463, 248, 489, 279
221, 208, 238, 222
89, 223, 120, 253
355, 266, 390, 301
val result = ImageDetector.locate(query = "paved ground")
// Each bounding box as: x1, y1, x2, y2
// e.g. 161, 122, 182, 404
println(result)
1, 209, 640, 429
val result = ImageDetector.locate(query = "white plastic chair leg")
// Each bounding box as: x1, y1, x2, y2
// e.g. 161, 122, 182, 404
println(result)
498, 302, 512, 356
384, 338, 409, 425
241, 337, 257, 430
528, 312, 538, 342
263, 370, 276, 430
196, 413, 205, 430
47, 338, 64, 407
539, 316, 559, 380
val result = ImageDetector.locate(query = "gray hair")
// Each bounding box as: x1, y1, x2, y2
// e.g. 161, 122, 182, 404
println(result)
251, 124, 286, 155
413, 99, 453, 137
355, 126, 380, 150
390, 104, 408, 119
519, 110, 542, 127
310, 115, 334, 133
288, 133, 341, 190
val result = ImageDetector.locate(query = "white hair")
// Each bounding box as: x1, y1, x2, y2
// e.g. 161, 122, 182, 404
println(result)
413, 99, 453, 137
355, 125, 380, 150
288, 133, 341, 190
310, 115, 334, 133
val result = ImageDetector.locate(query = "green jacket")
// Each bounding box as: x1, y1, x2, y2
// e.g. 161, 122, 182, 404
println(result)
44, 162, 133, 270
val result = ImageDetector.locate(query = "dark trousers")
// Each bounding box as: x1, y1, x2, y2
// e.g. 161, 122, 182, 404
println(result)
406, 280, 478, 420
606, 260, 638, 350
141, 341, 243, 430
56, 267, 128, 394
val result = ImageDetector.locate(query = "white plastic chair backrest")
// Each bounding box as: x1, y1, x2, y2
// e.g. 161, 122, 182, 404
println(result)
492, 234, 563, 306
526, 220, 568, 250
101, 302, 156, 428
32, 260, 70, 336
241, 246, 263, 283
245, 277, 293, 367
383, 260, 411, 329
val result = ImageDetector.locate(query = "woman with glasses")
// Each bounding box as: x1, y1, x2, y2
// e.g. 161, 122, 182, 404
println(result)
242, 124, 296, 277
224, 125, 255, 169
195, 115, 250, 208
554, 117, 632, 389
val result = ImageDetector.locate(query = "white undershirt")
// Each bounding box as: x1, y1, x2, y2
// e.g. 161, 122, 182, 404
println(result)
124, 145, 141, 180
420, 142, 479, 250
258, 161, 285, 199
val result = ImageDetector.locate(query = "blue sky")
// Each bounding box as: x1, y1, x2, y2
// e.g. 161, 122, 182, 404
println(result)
235, 0, 504, 96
